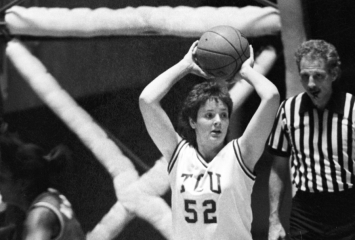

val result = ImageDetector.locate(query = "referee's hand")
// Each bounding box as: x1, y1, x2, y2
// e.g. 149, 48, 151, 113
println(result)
268, 221, 287, 240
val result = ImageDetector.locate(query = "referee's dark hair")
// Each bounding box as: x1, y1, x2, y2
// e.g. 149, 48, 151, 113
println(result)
294, 39, 342, 81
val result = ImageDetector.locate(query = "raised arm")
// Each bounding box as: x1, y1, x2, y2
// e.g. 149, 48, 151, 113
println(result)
237, 45, 280, 171
139, 41, 210, 161
229, 46, 278, 112
228, 46, 278, 140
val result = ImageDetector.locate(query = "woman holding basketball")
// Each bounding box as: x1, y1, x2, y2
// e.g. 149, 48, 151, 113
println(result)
139, 41, 279, 239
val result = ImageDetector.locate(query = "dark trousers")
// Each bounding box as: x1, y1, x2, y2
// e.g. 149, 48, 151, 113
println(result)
289, 189, 355, 240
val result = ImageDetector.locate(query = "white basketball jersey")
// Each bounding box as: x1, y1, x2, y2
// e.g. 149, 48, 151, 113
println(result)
168, 139, 256, 240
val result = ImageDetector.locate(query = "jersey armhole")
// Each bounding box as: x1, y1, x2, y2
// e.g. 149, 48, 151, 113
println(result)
31, 201, 64, 240
233, 139, 256, 181
168, 139, 188, 174
267, 145, 290, 157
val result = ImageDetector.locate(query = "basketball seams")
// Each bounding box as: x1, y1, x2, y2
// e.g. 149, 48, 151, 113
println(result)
201, 60, 236, 71
235, 27, 250, 60
241, 44, 249, 59
197, 47, 237, 59
227, 28, 250, 62
195, 47, 236, 70
195, 26, 250, 78
232, 28, 249, 60
207, 30, 243, 61
231, 28, 245, 61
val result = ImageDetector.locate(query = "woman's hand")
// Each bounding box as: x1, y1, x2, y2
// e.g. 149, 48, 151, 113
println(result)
181, 41, 212, 79
238, 45, 255, 77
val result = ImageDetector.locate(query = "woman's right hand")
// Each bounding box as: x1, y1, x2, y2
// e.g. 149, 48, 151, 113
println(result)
238, 45, 255, 77
181, 41, 212, 79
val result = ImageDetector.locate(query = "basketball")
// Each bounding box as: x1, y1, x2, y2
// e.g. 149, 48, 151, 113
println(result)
195, 25, 250, 81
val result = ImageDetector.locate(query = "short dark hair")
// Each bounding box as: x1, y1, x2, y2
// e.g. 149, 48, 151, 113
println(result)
295, 39, 341, 80
178, 81, 233, 147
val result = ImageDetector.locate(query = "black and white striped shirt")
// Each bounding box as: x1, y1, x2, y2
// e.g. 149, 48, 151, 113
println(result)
268, 91, 355, 192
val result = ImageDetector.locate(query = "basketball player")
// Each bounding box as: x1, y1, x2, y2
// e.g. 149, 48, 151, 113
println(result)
139, 41, 280, 239
268, 40, 355, 239
0, 128, 85, 240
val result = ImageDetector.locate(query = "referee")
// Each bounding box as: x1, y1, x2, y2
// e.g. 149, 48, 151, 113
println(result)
268, 39, 355, 240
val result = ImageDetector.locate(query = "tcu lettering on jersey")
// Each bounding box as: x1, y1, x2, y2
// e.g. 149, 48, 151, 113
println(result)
179, 171, 222, 194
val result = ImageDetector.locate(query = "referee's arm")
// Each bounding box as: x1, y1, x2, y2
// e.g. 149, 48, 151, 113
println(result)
268, 154, 290, 240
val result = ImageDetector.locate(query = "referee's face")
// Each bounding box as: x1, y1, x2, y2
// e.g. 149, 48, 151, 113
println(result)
299, 57, 335, 109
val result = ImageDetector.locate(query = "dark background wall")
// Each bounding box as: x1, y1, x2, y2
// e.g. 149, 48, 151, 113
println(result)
1, 0, 355, 239
302, 0, 355, 95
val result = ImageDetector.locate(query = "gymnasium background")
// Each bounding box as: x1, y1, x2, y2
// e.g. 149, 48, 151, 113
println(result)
1, 0, 355, 239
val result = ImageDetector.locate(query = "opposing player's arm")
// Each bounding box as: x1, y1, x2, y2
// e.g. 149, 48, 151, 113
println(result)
23, 207, 59, 240
139, 41, 210, 161
238, 46, 280, 171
